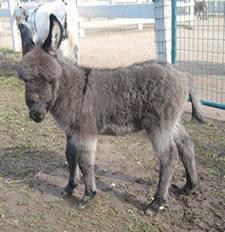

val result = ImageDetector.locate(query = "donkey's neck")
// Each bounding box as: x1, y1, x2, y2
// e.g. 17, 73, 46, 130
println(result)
50, 62, 87, 133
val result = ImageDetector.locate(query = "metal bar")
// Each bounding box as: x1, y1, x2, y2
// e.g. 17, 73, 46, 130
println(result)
0, 7, 34, 17
200, 99, 225, 110
78, 3, 154, 19
188, 97, 225, 110
0, 8, 9, 16
171, 0, 176, 64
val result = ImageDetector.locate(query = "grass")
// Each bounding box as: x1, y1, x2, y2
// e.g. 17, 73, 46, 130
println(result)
0, 48, 18, 55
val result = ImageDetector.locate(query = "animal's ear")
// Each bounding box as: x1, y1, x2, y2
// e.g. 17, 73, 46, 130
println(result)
42, 14, 63, 57
18, 23, 35, 56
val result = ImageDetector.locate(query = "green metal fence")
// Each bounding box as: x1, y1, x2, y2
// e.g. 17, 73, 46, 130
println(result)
175, 0, 225, 109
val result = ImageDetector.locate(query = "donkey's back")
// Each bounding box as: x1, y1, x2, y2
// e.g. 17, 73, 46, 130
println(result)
83, 61, 189, 136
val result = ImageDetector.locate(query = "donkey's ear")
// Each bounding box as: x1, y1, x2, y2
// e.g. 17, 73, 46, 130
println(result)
42, 14, 63, 57
18, 23, 35, 56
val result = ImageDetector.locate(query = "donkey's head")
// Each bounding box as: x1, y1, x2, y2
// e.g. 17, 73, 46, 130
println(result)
17, 14, 63, 123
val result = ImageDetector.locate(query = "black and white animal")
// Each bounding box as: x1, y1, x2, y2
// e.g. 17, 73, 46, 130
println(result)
17, 14, 204, 214
19, 0, 80, 63
194, 0, 208, 20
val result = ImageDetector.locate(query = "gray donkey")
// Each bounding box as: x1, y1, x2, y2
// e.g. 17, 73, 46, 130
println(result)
17, 15, 204, 214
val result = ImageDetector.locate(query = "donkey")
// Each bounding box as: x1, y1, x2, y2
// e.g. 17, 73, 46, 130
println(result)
17, 14, 204, 214
194, 0, 208, 20
19, 0, 80, 64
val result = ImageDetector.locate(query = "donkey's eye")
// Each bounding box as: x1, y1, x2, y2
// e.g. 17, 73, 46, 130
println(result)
26, 99, 36, 107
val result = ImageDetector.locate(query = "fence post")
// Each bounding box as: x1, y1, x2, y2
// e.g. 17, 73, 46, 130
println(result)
67, 0, 79, 41
189, 0, 194, 28
7, 0, 20, 51
171, 0, 176, 64
154, 0, 172, 63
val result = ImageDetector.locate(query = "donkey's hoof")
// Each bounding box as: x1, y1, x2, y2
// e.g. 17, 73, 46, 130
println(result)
145, 198, 165, 215
64, 183, 77, 195
78, 193, 96, 209
179, 187, 191, 196
81, 191, 97, 203
180, 182, 198, 196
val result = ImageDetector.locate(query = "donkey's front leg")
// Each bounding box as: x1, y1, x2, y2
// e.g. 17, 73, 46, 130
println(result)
64, 136, 79, 195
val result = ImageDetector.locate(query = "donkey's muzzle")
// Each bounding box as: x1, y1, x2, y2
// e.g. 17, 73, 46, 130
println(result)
29, 111, 45, 123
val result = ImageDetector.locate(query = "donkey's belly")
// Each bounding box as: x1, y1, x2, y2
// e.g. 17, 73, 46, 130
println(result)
98, 121, 142, 136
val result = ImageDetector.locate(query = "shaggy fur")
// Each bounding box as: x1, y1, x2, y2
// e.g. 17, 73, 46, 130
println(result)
17, 15, 204, 213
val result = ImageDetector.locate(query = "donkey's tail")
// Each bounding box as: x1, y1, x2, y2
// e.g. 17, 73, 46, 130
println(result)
188, 75, 205, 123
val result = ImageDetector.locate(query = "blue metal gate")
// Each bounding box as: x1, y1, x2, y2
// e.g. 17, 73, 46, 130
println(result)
173, 0, 225, 110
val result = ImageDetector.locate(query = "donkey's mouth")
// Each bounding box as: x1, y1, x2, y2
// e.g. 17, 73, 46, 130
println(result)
29, 111, 45, 123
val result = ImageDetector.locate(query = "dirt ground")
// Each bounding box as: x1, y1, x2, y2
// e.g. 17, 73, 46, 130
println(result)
0, 16, 224, 232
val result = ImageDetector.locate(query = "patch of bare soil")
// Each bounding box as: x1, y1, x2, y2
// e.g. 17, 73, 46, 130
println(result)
0, 51, 224, 232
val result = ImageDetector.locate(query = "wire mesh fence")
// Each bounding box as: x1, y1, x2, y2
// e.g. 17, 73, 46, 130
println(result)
176, 0, 225, 108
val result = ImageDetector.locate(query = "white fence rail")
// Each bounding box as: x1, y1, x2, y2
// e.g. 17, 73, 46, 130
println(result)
0, 0, 195, 63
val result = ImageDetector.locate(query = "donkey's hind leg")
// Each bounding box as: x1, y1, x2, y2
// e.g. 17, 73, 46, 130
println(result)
64, 136, 80, 195
146, 128, 179, 212
77, 137, 97, 203
174, 123, 198, 195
